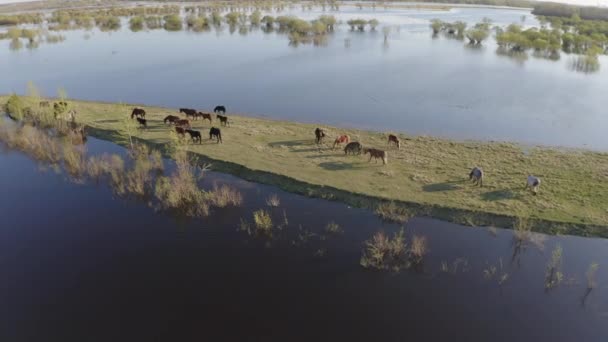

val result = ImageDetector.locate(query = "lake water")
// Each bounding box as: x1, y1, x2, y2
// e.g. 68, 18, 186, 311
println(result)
0, 136, 607, 341
2, 5, 608, 150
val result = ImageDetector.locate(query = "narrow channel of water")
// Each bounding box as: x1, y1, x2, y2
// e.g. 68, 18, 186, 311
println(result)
0, 137, 606, 341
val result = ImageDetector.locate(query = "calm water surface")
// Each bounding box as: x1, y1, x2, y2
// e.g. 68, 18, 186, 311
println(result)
1, 6, 608, 149
0, 137, 607, 341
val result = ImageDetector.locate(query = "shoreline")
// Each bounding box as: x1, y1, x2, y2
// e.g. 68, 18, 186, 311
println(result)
3, 95, 608, 237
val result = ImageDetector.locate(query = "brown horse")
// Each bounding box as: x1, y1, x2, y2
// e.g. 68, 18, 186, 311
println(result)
216, 114, 229, 126
314, 128, 326, 145
387, 134, 400, 149
363, 148, 388, 165
195, 112, 213, 123
175, 126, 186, 138
333, 135, 350, 149
163, 115, 180, 124
175, 119, 191, 129
131, 108, 146, 119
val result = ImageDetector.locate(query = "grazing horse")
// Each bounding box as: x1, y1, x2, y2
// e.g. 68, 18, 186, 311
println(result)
175, 126, 187, 138
525, 175, 541, 195
131, 108, 146, 119
163, 115, 180, 124
39, 101, 50, 108
196, 112, 213, 123
175, 119, 191, 129
333, 135, 350, 149
344, 141, 362, 155
209, 127, 222, 143
388, 134, 400, 149
469, 166, 483, 187
136, 117, 147, 128
314, 128, 326, 145
185, 129, 202, 144
180, 108, 197, 120
216, 114, 229, 126
363, 148, 388, 165
214, 105, 226, 114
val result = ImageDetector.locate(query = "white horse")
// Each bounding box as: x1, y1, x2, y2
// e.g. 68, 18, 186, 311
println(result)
525, 175, 541, 195
469, 166, 483, 187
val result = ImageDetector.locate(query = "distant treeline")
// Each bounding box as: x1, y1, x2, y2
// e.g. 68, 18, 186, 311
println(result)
532, 2, 608, 21
390, 0, 534, 7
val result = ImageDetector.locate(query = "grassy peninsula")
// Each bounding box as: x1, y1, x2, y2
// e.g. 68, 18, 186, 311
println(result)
2, 95, 608, 236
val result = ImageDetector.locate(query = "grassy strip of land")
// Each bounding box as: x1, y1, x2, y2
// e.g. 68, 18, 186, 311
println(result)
3, 95, 608, 236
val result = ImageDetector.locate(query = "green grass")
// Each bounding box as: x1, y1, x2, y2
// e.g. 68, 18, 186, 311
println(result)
3, 95, 608, 236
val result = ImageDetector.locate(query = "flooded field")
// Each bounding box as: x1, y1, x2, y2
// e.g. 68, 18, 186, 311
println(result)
2, 4, 608, 149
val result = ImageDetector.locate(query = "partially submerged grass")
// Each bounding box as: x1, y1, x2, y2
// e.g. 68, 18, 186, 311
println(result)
360, 229, 407, 272
253, 209, 273, 232
325, 221, 342, 234
3, 95, 608, 235
545, 245, 564, 290
374, 202, 412, 224
586, 262, 599, 290
265, 193, 280, 207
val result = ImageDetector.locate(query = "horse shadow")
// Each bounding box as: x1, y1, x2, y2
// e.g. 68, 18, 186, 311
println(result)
481, 189, 521, 201
423, 181, 463, 192
267, 140, 311, 149
318, 161, 362, 171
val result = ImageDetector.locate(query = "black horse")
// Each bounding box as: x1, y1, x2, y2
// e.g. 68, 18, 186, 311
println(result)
216, 114, 229, 126
209, 127, 222, 143
179, 108, 197, 120
314, 128, 326, 144
186, 129, 202, 144
131, 108, 146, 119
163, 115, 180, 124
136, 117, 147, 128
214, 105, 226, 114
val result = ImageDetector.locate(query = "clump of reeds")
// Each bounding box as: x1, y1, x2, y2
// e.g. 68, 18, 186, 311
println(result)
154, 150, 209, 217
360, 228, 408, 271
361, 228, 430, 271
374, 201, 412, 224
253, 209, 273, 232
265, 193, 280, 207
586, 262, 599, 290
545, 244, 564, 290
409, 234, 428, 264
209, 184, 243, 207
325, 221, 342, 234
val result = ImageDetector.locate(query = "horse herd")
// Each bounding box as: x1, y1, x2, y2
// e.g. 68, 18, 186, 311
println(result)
130, 105, 227, 144
315, 128, 542, 195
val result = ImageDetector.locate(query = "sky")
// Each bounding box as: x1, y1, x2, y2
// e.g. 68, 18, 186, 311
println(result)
0, 0, 607, 6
